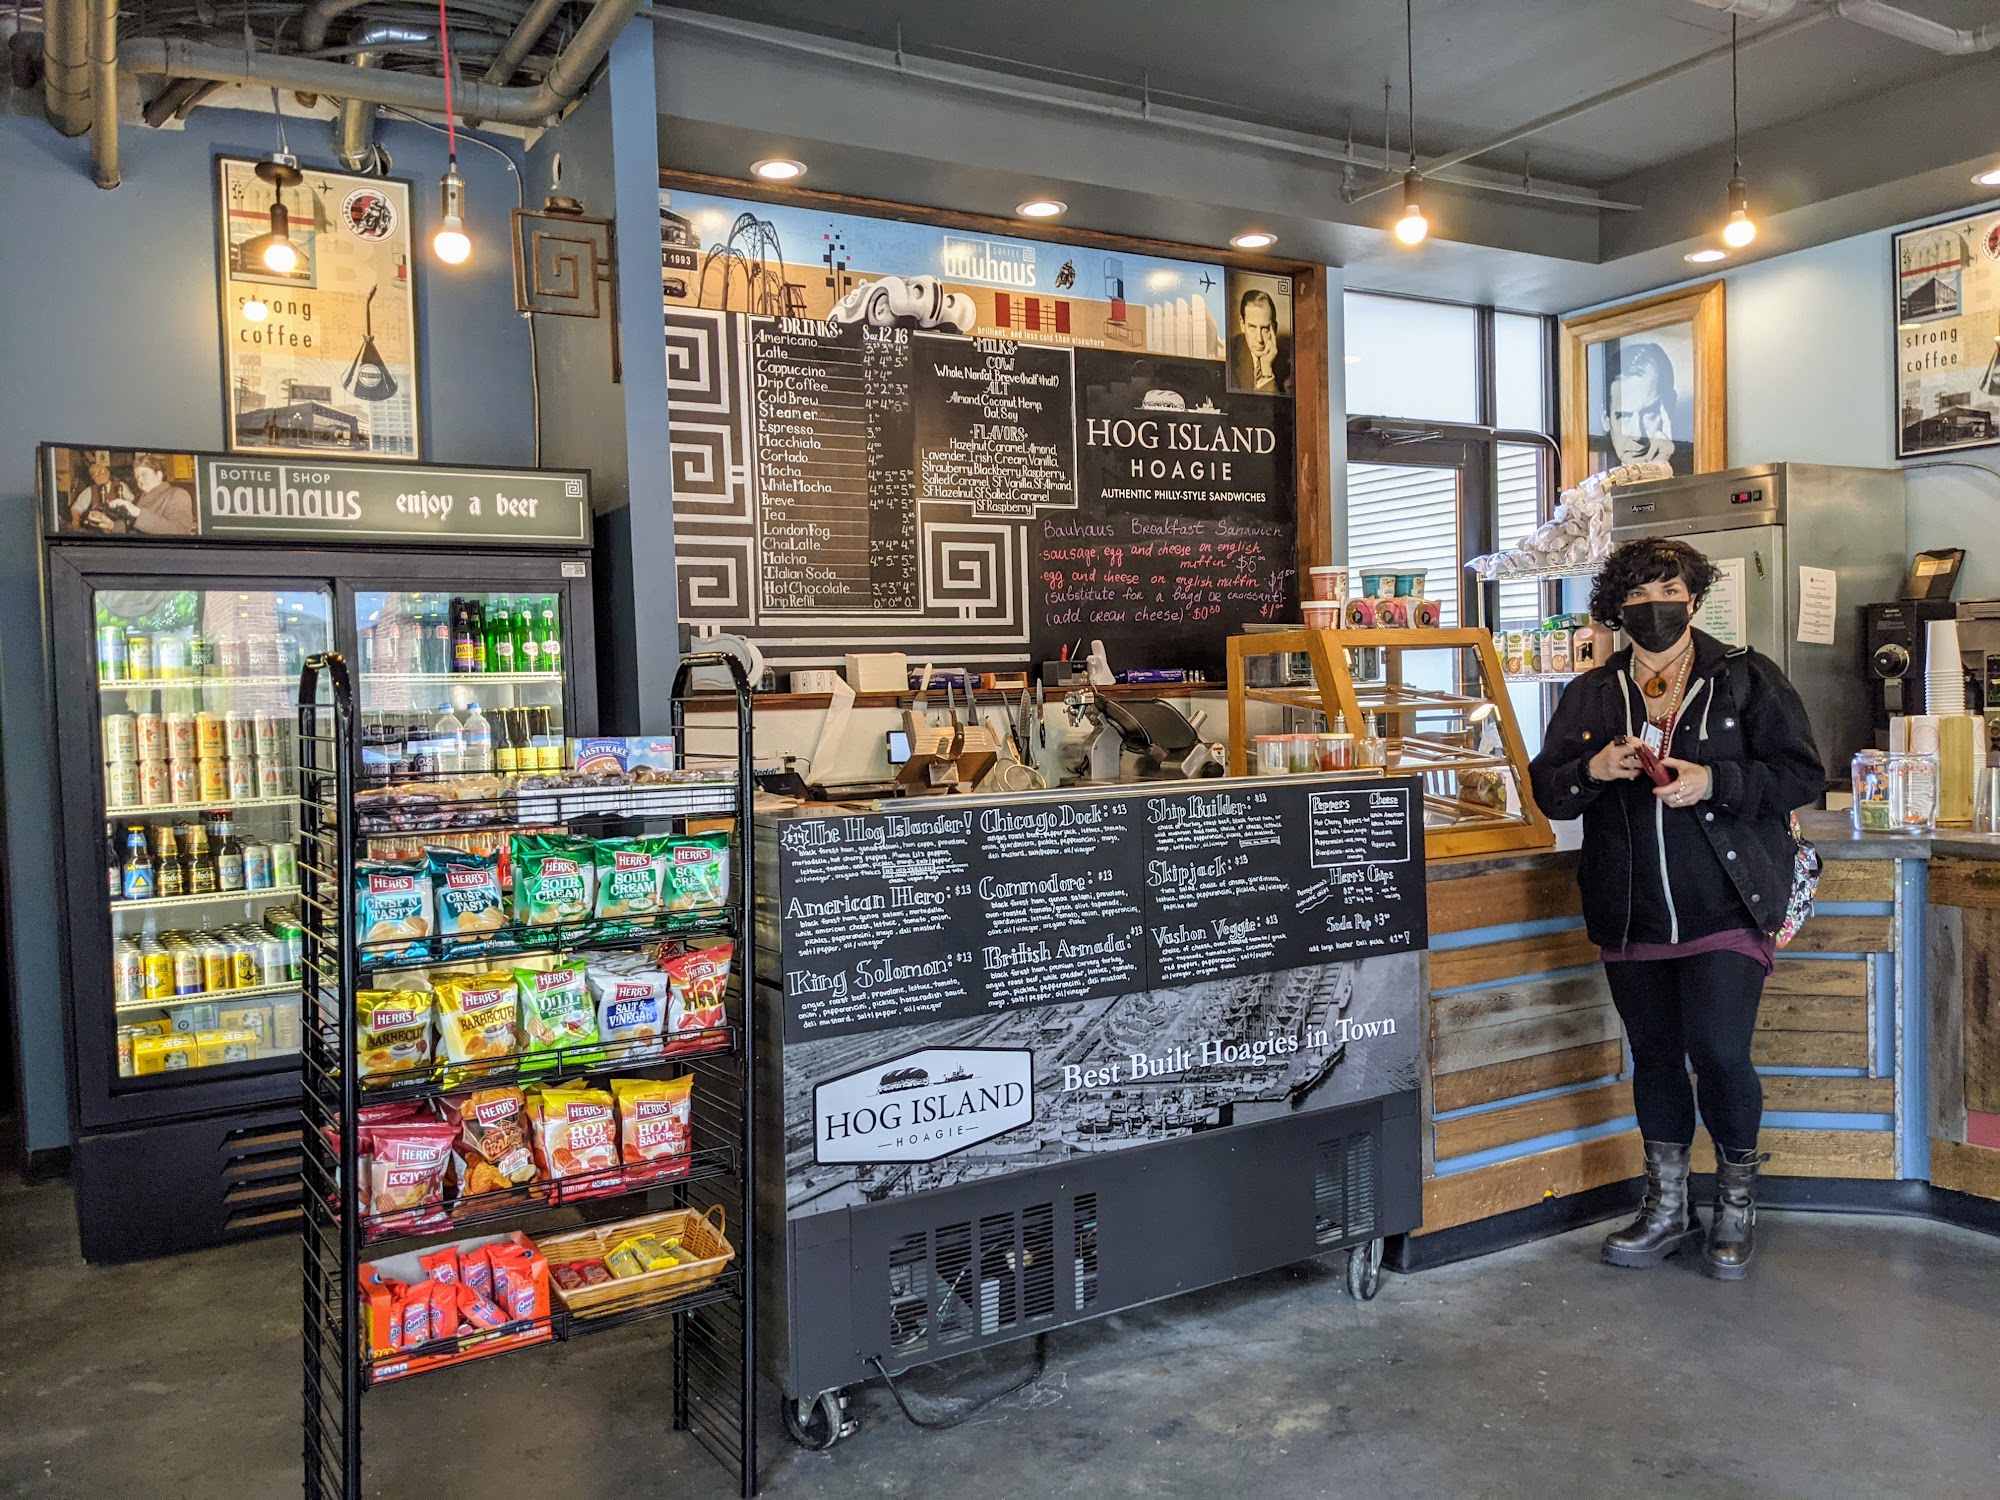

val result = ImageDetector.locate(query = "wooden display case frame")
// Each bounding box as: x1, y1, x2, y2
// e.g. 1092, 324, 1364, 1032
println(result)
1225, 626, 1555, 859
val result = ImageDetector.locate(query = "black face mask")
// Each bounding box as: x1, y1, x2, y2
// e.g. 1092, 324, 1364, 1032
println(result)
1621, 600, 1691, 654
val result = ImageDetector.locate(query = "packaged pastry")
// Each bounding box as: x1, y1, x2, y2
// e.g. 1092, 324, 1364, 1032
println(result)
364, 1120, 454, 1230
612, 1075, 693, 1184
432, 973, 519, 1065
132, 1033, 197, 1074
662, 941, 733, 1036
594, 836, 672, 924
514, 960, 600, 1063
510, 834, 597, 930
446, 1086, 537, 1196
589, 967, 669, 1049
356, 858, 435, 961
660, 834, 730, 912
428, 846, 506, 954
526, 1084, 620, 1186
195, 1028, 260, 1067
356, 989, 434, 1077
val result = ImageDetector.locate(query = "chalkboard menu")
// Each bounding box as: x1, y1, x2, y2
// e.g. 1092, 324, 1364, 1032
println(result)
774, 776, 1425, 1041
913, 337, 1076, 519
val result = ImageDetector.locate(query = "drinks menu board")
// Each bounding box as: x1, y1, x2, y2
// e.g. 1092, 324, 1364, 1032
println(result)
773, 776, 1424, 1041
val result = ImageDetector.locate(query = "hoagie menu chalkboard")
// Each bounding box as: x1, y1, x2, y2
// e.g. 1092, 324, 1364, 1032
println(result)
772, 776, 1424, 1041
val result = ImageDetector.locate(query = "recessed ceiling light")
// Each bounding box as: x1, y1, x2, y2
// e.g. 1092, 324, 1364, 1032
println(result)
1684, 248, 1727, 264
1975, 166, 2000, 188
1229, 231, 1277, 250
1016, 198, 1066, 219
751, 158, 807, 182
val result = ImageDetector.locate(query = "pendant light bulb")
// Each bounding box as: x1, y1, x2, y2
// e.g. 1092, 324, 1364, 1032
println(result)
261, 201, 300, 273
247, 153, 304, 276
1394, 170, 1429, 246
433, 162, 471, 265
1722, 176, 1756, 249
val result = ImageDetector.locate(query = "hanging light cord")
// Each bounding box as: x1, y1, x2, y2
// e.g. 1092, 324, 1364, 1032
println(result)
438, 0, 458, 165
1405, 0, 1416, 169
1731, 16, 1741, 176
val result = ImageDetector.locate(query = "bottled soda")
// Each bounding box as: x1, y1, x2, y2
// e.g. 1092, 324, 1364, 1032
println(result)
155, 824, 186, 898
106, 826, 123, 900
215, 818, 246, 892
187, 825, 218, 894
121, 825, 156, 901
494, 705, 520, 774
487, 599, 517, 674
424, 595, 450, 675
538, 598, 562, 676
467, 599, 488, 672
514, 603, 538, 674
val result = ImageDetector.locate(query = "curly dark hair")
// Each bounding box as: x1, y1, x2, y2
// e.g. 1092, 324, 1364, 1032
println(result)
1589, 537, 1721, 629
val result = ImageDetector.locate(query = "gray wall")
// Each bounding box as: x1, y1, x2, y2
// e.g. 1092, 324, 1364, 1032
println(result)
0, 102, 537, 1155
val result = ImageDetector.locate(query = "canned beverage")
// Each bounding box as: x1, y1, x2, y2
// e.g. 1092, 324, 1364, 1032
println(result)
219, 637, 250, 676
198, 757, 228, 802
230, 943, 260, 990
126, 632, 154, 680
136, 711, 167, 761
227, 758, 257, 801
271, 842, 298, 888
169, 760, 200, 805
117, 1026, 136, 1077
257, 757, 286, 800
173, 946, 205, 997
142, 944, 175, 1000
113, 941, 145, 1005
195, 711, 226, 758
224, 710, 254, 760
253, 711, 286, 762
187, 632, 215, 675
102, 713, 138, 764
201, 943, 231, 993
258, 936, 289, 985
97, 625, 130, 682
139, 759, 171, 806
243, 842, 272, 890
155, 634, 187, 680
165, 712, 197, 761
106, 761, 140, 809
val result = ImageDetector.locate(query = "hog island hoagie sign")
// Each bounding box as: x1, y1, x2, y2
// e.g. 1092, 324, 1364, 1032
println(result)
40, 442, 589, 548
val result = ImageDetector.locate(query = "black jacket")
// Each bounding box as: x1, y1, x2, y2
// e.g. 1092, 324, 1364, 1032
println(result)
1528, 630, 1823, 947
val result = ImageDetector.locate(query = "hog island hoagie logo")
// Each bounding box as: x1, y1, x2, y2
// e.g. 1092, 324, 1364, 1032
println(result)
813, 1047, 1033, 1165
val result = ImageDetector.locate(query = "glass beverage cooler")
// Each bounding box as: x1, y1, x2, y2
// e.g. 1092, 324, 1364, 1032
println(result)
45, 544, 595, 1263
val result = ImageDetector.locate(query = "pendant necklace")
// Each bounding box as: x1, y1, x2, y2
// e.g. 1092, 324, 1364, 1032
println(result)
1639, 641, 1692, 700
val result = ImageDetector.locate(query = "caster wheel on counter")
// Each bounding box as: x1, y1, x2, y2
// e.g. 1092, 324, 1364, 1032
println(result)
782, 1389, 852, 1451
1346, 1239, 1384, 1301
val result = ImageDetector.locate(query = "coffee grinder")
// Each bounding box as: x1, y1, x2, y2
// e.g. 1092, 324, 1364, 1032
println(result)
1862, 547, 1966, 745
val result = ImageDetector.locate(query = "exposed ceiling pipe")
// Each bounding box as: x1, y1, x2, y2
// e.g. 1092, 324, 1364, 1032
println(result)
1827, 0, 2000, 54
335, 22, 431, 170
484, 0, 568, 85
120, 0, 642, 131
300, 0, 375, 54
89, 0, 118, 187
1688, 1, 1800, 18
42, 0, 89, 136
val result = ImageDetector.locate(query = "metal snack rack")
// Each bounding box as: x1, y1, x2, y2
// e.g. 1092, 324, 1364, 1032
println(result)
298, 652, 760, 1499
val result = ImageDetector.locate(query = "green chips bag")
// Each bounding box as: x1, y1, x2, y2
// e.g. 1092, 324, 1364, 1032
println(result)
513, 959, 600, 1069
511, 834, 597, 931
661, 833, 731, 913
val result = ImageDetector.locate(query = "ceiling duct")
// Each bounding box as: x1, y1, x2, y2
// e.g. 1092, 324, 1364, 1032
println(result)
334, 22, 431, 171
1687, 1, 1800, 19
1827, 0, 2000, 55
42, 0, 88, 136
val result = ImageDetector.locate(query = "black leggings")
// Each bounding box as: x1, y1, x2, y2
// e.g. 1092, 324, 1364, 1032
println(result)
1603, 950, 1766, 1154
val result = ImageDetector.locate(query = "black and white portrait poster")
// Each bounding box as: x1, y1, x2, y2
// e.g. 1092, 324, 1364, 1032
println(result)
1586, 324, 1696, 476
1225, 268, 1295, 396
1894, 208, 2000, 458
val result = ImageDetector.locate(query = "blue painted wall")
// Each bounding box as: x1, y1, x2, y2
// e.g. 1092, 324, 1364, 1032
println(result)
0, 103, 538, 1154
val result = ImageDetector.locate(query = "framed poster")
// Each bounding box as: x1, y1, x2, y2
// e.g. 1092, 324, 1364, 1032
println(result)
216, 156, 421, 458
1558, 280, 1725, 488
1893, 207, 2000, 458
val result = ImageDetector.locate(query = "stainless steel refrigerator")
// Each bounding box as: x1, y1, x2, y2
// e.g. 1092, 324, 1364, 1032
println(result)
1611, 463, 1908, 785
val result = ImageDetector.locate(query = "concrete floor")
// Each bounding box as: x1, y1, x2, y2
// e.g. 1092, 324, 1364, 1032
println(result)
2, 1166, 1995, 1499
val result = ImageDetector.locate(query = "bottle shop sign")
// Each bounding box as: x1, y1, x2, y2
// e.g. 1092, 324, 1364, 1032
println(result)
39, 443, 590, 548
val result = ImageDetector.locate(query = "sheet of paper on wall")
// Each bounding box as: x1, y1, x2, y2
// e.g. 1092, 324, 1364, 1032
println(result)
1694, 557, 1745, 646
1797, 565, 1838, 646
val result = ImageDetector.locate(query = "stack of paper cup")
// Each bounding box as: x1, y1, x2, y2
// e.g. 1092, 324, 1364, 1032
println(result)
1926, 617, 1966, 714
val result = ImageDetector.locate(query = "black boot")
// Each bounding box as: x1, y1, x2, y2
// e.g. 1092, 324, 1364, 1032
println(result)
1601, 1141, 1704, 1267
1703, 1147, 1769, 1281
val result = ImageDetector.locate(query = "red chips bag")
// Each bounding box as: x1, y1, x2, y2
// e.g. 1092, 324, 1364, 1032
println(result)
365, 1122, 455, 1230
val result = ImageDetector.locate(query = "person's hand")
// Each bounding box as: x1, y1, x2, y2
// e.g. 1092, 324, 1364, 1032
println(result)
1654, 757, 1711, 808
1588, 736, 1642, 782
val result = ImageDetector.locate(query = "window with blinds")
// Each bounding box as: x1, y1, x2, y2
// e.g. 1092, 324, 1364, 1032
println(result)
1344, 463, 1461, 627
1495, 443, 1546, 628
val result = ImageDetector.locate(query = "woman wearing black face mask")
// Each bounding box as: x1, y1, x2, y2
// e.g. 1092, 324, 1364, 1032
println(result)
1529, 537, 1822, 1280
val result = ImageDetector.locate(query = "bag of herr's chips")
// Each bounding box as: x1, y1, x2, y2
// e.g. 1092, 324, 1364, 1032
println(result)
594, 836, 672, 925
511, 834, 596, 930
514, 960, 600, 1067
660, 833, 730, 912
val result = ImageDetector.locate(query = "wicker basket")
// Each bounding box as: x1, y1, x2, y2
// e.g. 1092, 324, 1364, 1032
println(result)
540, 1204, 735, 1318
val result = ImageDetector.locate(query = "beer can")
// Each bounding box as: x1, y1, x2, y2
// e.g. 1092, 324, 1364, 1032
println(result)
228, 758, 257, 800
165, 712, 197, 761
224, 710, 254, 761
174, 945, 205, 996
243, 842, 273, 890
106, 761, 140, 809
113, 941, 145, 1005
97, 625, 129, 682
258, 936, 289, 986
187, 632, 216, 675
142, 944, 175, 1000
195, 711, 226, 758
139, 759, 171, 806
271, 842, 298, 888
126, 632, 154, 680
198, 757, 228, 802
201, 942, 231, 993
155, 634, 187, 680
253, 711, 285, 762
230, 943, 260, 990
220, 637, 250, 676
117, 1026, 136, 1077
102, 712, 138, 764
135, 710, 166, 761
169, 760, 200, 805
257, 756, 286, 800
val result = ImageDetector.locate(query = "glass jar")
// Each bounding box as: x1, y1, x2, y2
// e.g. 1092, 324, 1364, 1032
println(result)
1317, 732, 1354, 771
1887, 750, 1938, 831
1850, 749, 1891, 833
1253, 735, 1288, 776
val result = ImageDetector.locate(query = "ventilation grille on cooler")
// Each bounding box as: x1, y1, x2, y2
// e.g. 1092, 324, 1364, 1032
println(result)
886, 1192, 1094, 1360
1314, 1130, 1378, 1248
219, 1121, 305, 1237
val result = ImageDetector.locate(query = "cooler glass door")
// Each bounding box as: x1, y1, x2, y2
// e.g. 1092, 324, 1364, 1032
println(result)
85, 583, 331, 1100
